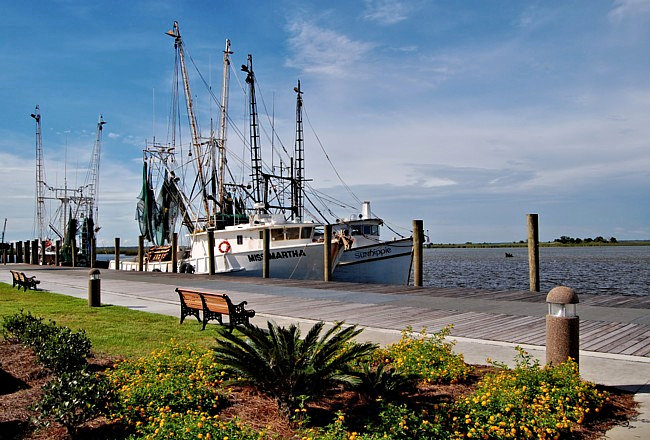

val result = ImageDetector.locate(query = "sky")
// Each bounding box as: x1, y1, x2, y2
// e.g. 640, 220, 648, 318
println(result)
1, 0, 649, 246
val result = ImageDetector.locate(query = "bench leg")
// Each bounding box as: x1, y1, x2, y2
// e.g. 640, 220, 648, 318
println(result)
179, 306, 201, 326
202, 310, 223, 331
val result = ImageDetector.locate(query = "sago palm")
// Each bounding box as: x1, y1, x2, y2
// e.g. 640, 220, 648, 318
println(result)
213, 320, 377, 415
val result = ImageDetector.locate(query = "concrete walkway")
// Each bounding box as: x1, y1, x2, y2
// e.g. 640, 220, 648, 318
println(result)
1, 265, 648, 438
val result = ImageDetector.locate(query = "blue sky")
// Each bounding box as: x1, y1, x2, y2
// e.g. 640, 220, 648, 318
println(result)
1, 0, 649, 246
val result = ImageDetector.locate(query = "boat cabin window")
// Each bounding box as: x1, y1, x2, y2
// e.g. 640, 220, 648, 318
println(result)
351, 226, 362, 236
301, 227, 313, 239
363, 225, 379, 236
236, 235, 243, 245
285, 227, 300, 240
271, 228, 284, 241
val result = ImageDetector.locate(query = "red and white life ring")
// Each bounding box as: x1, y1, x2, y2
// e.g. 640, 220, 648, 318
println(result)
218, 240, 231, 254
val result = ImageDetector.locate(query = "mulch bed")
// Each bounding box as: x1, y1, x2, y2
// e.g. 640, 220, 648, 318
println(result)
0, 341, 639, 439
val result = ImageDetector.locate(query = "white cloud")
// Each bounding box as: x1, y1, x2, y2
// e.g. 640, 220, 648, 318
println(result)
285, 20, 375, 77
362, 0, 411, 25
108, 132, 121, 139
609, 0, 650, 21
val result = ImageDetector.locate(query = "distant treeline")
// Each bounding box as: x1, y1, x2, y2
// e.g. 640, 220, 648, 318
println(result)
425, 239, 650, 249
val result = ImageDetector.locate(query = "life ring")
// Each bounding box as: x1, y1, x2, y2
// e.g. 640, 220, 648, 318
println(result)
218, 240, 231, 254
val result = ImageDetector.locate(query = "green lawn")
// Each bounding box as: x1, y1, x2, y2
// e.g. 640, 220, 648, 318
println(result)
0, 282, 217, 358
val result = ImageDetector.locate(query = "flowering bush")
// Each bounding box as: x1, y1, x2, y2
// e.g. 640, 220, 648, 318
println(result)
129, 410, 263, 440
107, 340, 228, 433
376, 326, 470, 384
452, 347, 609, 439
311, 405, 451, 440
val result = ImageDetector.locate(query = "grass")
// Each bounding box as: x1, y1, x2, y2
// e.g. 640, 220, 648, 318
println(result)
0, 282, 216, 358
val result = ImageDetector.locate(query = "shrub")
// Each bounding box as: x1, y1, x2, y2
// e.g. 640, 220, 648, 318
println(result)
376, 326, 470, 384
213, 321, 377, 415
453, 347, 609, 439
1, 311, 91, 373
107, 340, 227, 432
353, 362, 419, 404
313, 405, 451, 440
33, 367, 111, 434
133, 410, 262, 439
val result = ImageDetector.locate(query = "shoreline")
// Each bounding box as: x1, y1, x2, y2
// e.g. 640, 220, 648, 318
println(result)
425, 241, 650, 249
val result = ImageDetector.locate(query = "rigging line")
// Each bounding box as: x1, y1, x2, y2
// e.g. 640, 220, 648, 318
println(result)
253, 76, 291, 159
302, 104, 362, 206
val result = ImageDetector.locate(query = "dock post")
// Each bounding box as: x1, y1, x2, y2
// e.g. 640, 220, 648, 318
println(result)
55, 240, 60, 266
71, 241, 76, 267
10, 242, 15, 263
2, 249, 5, 265
41, 240, 47, 265
207, 228, 215, 275
413, 219, 424, 287
24, 241, 30, 264
16, 241, 23, 263
138, 235, 144, 271
32, 239, 38, 265
324, 224, 332, 281
90, 237, 96, 268
527, 214, 540, 292
171, 233, 178, 273
262, 228, 270, 278
114, 237, 120, 270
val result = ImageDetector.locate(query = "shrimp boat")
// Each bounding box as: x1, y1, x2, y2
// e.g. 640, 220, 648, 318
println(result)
111, 21, 413, 284
332, 201, 413, 285
111, 22, 343, 279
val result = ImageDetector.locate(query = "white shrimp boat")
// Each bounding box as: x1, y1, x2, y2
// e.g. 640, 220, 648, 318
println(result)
111, 22, 412, 284
332, 202, 413, 284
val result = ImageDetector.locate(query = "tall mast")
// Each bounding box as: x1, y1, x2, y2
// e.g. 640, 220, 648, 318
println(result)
87, 115, 105, 225
242, 55, 263, 206
293, 80, 304, 222
31, 106, 47, 240
217, 39, 232, 212
166, 21, 211, 226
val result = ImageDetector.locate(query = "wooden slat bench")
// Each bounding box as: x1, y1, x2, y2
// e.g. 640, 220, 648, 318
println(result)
175, 288, 255, 331
10, 270, 40, 291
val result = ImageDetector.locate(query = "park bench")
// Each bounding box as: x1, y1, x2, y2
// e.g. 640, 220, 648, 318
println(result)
175, 288, 255, 331
10, 270, 40, 291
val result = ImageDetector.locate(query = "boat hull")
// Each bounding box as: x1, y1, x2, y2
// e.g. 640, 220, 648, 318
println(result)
110, 242, 337, 281
333, 238, 413, 285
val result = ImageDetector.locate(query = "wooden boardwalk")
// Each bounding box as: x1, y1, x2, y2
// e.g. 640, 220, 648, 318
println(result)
3, 265, 650, 358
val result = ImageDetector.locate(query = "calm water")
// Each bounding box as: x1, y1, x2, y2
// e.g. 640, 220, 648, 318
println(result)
422, 246, 650, 296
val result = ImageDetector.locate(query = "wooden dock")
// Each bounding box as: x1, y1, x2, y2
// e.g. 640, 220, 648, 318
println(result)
3, 265, 650, 358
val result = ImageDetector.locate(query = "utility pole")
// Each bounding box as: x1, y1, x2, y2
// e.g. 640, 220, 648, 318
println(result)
31, 106, 47, 241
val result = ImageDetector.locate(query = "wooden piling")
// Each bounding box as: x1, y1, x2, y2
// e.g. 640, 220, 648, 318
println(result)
90, 237, 96, 268
10, 242, 15, 263
41, 240, 46, 265
32, 239, 38, 265
24, 241, 30, 264
207, 228, 215, 275
413, 220, 424, 287
527, 214, 540, 292
71, 241, 76, 267
55, 240, 60, 266
262, 228, 270, 278
16, 241, 23, 263
171, 233, 178, 273
324, 224, 332, 282
114, 237, 120, 270
138, 235, 144, 272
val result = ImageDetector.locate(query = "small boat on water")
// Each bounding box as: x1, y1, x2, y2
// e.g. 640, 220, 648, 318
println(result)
111, 21, 413, 284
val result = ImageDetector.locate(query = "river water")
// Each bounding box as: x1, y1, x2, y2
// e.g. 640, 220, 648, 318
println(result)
422, 246, 650, 296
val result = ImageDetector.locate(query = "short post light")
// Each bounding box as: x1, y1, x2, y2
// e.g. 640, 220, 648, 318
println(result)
88, 269, 101, 307
546, 286, 579, 367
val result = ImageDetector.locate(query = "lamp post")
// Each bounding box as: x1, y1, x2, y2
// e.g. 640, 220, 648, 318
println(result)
546, 286, 579, 367
88, 269, 101, 307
